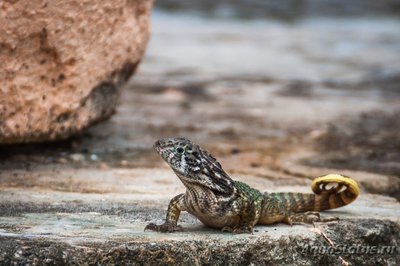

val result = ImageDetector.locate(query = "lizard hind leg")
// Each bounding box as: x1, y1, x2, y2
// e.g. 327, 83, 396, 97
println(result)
284, 211, 339, 226
145, 221, 184, 232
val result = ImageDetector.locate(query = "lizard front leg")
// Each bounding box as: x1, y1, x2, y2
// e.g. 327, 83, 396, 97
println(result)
222, 195, 263, 234
221, 213, 258, 234
145, 193, 187, 232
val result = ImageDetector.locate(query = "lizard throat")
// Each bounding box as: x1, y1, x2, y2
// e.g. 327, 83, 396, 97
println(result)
176, 171, 236, 198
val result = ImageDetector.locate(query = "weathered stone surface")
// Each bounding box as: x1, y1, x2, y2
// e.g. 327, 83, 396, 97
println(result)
0, 0, 152, 143
0, 169, 399, 265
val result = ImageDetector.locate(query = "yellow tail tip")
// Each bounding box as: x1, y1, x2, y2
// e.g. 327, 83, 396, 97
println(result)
311, 174, 360, 198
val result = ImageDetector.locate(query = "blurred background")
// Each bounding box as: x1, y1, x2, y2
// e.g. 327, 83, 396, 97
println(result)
1, 0, 400, 193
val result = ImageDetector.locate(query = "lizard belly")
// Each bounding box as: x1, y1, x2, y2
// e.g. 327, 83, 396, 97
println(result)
193, 210, 240, 229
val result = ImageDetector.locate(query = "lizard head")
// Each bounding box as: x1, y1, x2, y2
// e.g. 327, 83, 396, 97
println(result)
154, 137, 201, 176
153, 137, 235, 196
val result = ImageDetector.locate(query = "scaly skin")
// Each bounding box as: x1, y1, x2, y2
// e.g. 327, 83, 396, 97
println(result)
145, 137, 360, 233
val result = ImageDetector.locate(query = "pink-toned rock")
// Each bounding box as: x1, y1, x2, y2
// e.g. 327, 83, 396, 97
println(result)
0, 0, 152, 143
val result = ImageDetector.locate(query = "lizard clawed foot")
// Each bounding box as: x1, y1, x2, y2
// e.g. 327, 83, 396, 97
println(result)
144, 221, 184, 233
285, 211, 339, 225
222, 225, 253, 234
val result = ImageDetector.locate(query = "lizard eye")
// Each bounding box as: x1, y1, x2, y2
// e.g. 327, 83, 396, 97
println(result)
176, 147, 185, 154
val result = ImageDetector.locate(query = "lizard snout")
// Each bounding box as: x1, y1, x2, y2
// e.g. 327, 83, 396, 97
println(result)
153, 140, 162, 151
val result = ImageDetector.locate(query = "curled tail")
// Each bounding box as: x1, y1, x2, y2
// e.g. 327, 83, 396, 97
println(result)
269, 174, 360, 213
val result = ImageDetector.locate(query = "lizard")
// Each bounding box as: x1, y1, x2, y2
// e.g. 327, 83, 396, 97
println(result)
145, 137, 360, 233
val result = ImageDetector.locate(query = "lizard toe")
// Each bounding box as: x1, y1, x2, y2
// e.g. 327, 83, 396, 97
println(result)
144, 223, 160, 232
161, 222, 184, 232
222, 225, 253, 234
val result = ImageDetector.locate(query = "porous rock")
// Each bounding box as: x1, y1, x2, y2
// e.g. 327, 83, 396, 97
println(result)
0, 0, 152, 143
